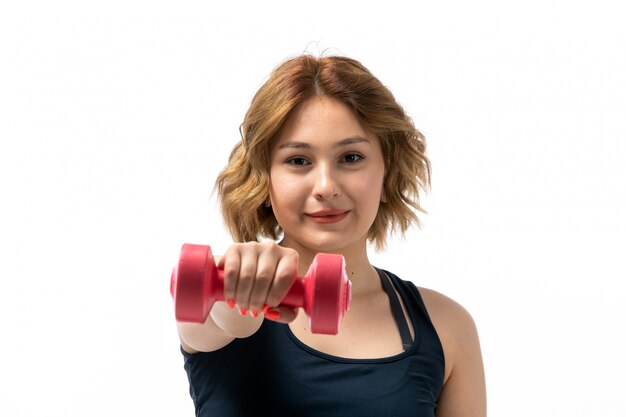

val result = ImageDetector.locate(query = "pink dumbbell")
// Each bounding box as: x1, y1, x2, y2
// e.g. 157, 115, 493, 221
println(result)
170, 244, 352, 335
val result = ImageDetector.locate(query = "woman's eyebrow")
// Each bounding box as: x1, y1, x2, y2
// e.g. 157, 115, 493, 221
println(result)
277, 141, 310, 150
277, 136, 371, 150
336, 136, 371, 147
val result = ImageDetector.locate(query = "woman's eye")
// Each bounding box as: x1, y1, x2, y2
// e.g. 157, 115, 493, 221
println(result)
341, 153, 364, 163
287, 157, 310, 166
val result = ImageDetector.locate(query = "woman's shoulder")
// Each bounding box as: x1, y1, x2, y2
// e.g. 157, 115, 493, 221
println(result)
385, 271, 475, 326
416, 287, 476, 328
381, 270, 477, 333
414, 286, 482, 383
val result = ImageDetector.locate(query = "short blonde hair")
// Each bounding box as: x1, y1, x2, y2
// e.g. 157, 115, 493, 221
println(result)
216, 54, 431, 250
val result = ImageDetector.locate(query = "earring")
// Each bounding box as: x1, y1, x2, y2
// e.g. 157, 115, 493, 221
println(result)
265, 198, 271, 207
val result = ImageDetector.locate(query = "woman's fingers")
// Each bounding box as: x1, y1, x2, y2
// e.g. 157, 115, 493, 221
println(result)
231, 246, 259, 311
220, 248, 240, 305
265, 249, 299, 308
264, 306, 298, 324
219, 242, 299, 323
247, 247, 280, 314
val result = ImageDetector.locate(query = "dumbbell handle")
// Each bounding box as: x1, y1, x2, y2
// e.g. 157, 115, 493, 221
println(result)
172, 260, 308, 311
171, 244, 342, 326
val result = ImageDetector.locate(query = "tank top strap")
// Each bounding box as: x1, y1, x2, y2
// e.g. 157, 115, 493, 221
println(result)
376, 267, 413, 351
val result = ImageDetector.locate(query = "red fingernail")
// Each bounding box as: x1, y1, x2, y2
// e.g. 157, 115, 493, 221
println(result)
227, 299, 235, 309
239, 308, 248, 316
265, 309, 280, 321
250, 310, 259, 318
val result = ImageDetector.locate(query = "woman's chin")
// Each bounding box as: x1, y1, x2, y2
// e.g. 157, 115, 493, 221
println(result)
286, 234, 366, 255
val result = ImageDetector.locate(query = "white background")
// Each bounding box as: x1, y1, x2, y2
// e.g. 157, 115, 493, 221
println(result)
1, 1, 624, 416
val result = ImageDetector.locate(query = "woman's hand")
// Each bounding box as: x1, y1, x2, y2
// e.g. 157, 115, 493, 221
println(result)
217, 241, 299, 324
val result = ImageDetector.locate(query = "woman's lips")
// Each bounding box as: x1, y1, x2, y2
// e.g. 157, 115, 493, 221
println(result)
305, 210, 350, 224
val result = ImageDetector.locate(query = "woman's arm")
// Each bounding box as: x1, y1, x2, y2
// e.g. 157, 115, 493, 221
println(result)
419, 288, 487, 417
177, 301, 264, 353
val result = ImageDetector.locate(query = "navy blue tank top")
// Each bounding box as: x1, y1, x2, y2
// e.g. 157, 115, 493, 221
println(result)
181, 269, 445, 416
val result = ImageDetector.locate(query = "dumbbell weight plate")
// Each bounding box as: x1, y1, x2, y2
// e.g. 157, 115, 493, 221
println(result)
306, 253, 352, 335
171, 244, 221, 323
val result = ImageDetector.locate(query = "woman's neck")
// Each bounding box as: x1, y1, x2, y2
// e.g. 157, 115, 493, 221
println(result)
280, 239, 381, 297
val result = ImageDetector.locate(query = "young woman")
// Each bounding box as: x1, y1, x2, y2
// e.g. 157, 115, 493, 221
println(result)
176, 55, 486, 416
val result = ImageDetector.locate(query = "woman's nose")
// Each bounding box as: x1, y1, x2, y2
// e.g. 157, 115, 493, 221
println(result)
312, 164, 340, 200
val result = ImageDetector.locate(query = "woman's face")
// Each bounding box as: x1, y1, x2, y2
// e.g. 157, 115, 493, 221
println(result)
269, 96, 386, 255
